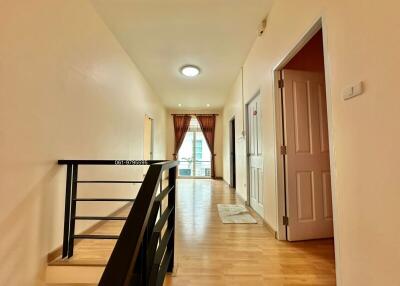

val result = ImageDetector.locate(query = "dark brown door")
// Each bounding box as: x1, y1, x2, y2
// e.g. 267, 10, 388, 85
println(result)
229, 118, 236, 188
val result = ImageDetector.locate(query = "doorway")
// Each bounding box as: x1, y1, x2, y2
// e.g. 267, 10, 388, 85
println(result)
143, 114, 154, 176
246, 92, 264, 216
274, 23, 335, 242
229, 117, 236, 188
177, 117, 212, 178
143, 114, 154, 160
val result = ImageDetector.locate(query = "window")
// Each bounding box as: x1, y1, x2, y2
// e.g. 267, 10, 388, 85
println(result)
179, 168, 192, 176
177, 117, 212, 178
195, 139, 202, 160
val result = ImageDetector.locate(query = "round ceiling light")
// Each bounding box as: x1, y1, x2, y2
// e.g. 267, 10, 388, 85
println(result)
180, 65, 201, 77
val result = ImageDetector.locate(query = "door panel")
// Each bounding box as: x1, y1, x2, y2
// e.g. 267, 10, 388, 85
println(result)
293, 81, 312, 153
296, 171, 315, 221
247, 94, 264, 216
257, 168, 263, 205
282, 69, 333, 241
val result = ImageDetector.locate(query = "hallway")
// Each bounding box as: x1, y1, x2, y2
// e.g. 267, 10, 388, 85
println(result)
2, 1, 400, 284
165, 179, 336, 285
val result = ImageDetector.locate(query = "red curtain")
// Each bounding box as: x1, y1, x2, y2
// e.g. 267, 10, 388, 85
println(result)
173, 115, 192, 160
196, 115, 217, 179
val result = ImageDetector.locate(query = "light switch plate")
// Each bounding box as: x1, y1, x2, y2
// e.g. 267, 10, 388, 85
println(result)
343, 81, 364, 100
353, 81, 363, 96
343, 86, 354, 100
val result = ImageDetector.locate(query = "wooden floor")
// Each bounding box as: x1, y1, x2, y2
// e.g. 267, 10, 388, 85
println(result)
164, 179, 336, 286
51, 179, 336, 285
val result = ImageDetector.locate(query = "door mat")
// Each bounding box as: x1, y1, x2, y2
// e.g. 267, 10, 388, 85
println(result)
217, 204, 257, 224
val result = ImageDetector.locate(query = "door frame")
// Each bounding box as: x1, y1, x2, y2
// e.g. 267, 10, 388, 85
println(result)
144, 114, 154, 160
245, 90, 262, 210
229, 116, 236, 188
272, 16, 339, 256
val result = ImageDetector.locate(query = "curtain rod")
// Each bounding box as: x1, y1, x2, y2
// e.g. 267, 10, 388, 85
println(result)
171, 113, 219, 116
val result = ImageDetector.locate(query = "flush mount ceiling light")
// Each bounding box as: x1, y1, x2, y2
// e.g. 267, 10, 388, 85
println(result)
180, 65, 201, 77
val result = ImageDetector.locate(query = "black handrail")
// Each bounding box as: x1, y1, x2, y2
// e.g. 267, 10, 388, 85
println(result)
99, 160, 178, 286
58, 159, 178, 286
58, 159, 167, 165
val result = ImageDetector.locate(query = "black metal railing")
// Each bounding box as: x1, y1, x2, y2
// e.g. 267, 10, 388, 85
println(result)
58, 159, 178, 285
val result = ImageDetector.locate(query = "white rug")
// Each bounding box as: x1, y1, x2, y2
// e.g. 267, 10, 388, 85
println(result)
217, 204, 257, 224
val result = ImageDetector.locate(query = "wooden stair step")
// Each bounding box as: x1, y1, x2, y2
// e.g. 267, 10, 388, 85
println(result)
46, 265, 104, 284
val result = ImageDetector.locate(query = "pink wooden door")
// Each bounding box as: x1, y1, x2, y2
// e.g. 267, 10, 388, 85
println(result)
282, 69, 333, 241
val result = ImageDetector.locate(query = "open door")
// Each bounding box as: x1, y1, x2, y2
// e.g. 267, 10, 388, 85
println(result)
281, 69, 333, 241
229, 118, 236, 188
247, 94, 264, 216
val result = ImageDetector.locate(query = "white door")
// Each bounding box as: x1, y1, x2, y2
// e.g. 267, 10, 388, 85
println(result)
282, 69, 333, 241
247, 94, 264, 216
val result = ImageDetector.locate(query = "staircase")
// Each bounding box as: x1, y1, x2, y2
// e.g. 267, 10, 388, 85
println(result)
46, 160, 178, 285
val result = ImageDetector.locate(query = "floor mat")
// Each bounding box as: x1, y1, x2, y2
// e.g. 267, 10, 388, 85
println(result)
217, 204, 257, 224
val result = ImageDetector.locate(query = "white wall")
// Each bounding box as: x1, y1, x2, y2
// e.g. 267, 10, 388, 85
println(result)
222, 0, 400, 285
222, 74, 248, 200
0, 0, 166, 285
166, 109, 223, 178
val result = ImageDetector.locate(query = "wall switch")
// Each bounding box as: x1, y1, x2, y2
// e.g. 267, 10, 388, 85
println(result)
343, 81, 364, 100
353, 81, 363, 96
343, 86, 354, 99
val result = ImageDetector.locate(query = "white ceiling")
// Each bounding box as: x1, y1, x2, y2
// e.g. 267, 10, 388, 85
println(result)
91, 0, 274, 109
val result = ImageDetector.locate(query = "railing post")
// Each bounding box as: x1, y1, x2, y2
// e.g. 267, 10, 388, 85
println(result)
68, 164, 79, 258
62, 164, 73, 258
141, 224, 151, 286
137, 222, 152, 286
167, 165, 177, 273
